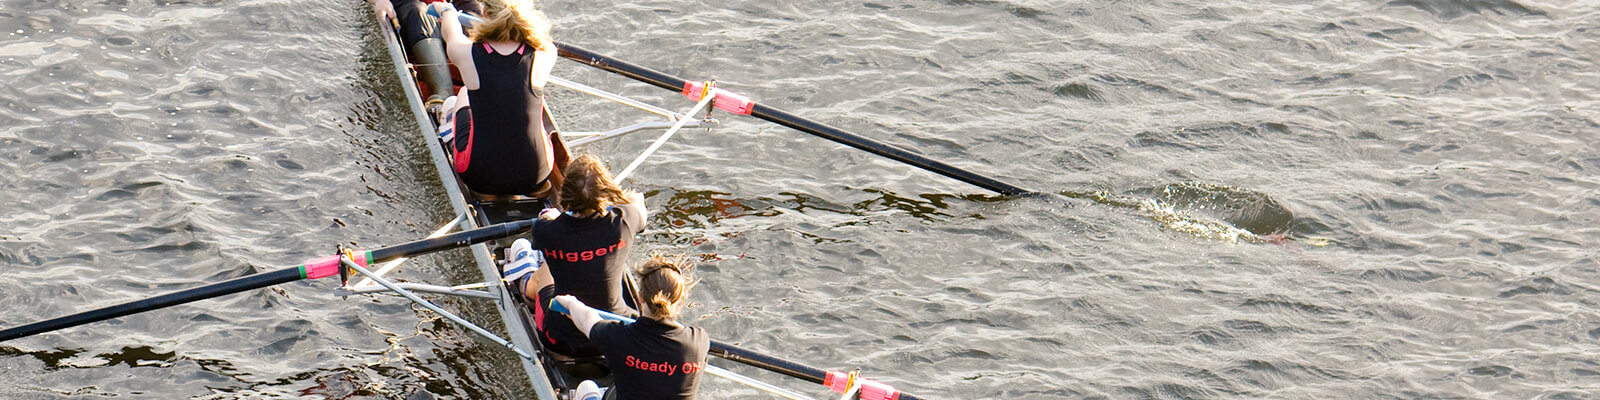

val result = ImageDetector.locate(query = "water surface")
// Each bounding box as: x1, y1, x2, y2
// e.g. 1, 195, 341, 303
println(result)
2, 0, 1598, 399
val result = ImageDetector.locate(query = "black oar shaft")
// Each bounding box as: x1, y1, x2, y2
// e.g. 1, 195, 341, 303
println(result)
554, 42, 1031, 197
0, 267, 304, 342
710, 340, 825, 383
0, 219, 534, 343
710, 340, 925, 400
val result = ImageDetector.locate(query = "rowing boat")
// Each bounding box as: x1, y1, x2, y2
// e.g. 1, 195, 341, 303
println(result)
373, 13, 600, 399
373, 12, 736, 399
371, 9, 954, 397
0, 8, 959, 399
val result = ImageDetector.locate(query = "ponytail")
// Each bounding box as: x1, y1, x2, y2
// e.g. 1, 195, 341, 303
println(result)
635, 253, 696, 320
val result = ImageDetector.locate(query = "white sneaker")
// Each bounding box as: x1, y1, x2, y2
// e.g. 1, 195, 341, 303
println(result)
503, 238, 538, 282
437, 96, 458, 142
575, 380, 603, 400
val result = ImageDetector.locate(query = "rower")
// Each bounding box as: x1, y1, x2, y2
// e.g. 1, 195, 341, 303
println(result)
522, 154, 647, 359
553, 254, 708, 400
369, 0, 479, 109
432, 0, 566, 200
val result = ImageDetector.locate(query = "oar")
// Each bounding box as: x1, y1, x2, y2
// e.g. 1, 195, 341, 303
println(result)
0, 219, 535, 343
552, 41, 1032, 197
550, 300, 920, 400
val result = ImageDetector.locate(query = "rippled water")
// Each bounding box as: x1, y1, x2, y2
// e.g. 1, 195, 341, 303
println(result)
3, 0, 1598, 399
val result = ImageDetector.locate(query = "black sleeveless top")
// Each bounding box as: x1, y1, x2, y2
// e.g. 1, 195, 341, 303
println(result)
533, 205, 646, 314
451, 42, 551, 195
589, 317, 709, 400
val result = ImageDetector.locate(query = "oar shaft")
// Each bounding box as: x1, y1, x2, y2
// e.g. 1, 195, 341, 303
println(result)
709, 342, 924, 400
0, 267, 304, 342
0, 219, 535, 343
554, 41, 1031, 197
708, 340, 826, 384
368, 219, 533, 261
748, 103, 1030, 196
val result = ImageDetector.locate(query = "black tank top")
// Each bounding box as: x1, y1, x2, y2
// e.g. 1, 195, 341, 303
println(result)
533, 205, 646, 314
589, 318, 709, 400
452, 42, 551, 195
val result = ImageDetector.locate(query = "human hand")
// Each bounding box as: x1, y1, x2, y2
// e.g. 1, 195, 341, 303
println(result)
370, 0, 396, 25
427, 1, 456, 17
552, 295, 581, 313
539, 207, 561, 221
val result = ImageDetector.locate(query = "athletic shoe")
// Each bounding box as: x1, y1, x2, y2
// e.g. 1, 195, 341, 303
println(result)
575, 380, 604, 400
503, 238, 538, 282
437, 96, 458, 142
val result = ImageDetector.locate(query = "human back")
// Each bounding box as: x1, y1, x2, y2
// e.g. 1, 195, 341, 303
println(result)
555, 254, 709, 400
527, 154, 647, 356
434, 0, 562, 198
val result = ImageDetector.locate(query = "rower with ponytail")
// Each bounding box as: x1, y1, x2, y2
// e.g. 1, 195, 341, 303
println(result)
555, 254, 710, 400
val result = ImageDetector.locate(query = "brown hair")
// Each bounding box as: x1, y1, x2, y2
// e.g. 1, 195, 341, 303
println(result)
635, 253, 696, 320
469, 0, 553, 52
559, 154, 629, 217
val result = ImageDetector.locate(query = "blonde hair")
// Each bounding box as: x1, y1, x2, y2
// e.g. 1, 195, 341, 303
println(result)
559, 154, 630, 217
469, 0, 553, 52
635, 253, 696, 320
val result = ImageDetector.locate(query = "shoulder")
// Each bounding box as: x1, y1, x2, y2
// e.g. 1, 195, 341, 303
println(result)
532, 214, 572, 237
589, 320, 625, 341
612, 204, 645, 230
687, 326, 711, 349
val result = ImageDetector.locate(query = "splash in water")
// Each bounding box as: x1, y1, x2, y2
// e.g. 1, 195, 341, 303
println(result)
1072, 182, 1330, 246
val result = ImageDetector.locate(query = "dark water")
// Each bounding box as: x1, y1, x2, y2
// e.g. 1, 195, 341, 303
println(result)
3, 0, 1598, 398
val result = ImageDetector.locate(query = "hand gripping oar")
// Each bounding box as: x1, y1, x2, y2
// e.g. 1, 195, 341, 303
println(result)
0, 219, 535, 343
550, 300, 922, 400
552, 41, 1032, 198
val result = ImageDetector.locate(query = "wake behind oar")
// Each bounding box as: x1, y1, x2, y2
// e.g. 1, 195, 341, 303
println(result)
1063, 182, 1329, 245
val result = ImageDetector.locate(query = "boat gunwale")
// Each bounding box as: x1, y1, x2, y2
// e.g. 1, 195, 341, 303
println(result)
374, 16, 561, 400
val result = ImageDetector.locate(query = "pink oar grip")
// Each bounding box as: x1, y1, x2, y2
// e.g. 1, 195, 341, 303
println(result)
824, 370, 899, 400
301, 252, 370, 279
682, 81, 755, 115
824, 370, 848, 392
860, 380, 901, 400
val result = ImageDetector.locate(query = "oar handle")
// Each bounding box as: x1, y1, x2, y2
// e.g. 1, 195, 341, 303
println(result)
548, 298, 922, 400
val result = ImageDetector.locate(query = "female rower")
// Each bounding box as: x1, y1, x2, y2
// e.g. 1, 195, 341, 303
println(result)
553, 254, 708, 400
432, 0, 565, 199
369, 0, 480, 105
524, 154, 647, 357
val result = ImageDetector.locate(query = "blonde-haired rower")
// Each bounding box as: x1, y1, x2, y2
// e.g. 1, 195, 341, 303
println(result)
432, 0, 564, 198
554, 254, 709, 400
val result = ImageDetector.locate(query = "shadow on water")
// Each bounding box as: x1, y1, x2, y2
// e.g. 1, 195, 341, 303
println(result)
0, 345, 176, 370
652, 182, 1323, 245
650, 188, 1009, 230
1385, 0, 1548, 20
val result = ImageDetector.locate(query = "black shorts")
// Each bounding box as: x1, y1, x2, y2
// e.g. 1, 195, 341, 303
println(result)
534, 284, 602, 358
393, 0, 483, 47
